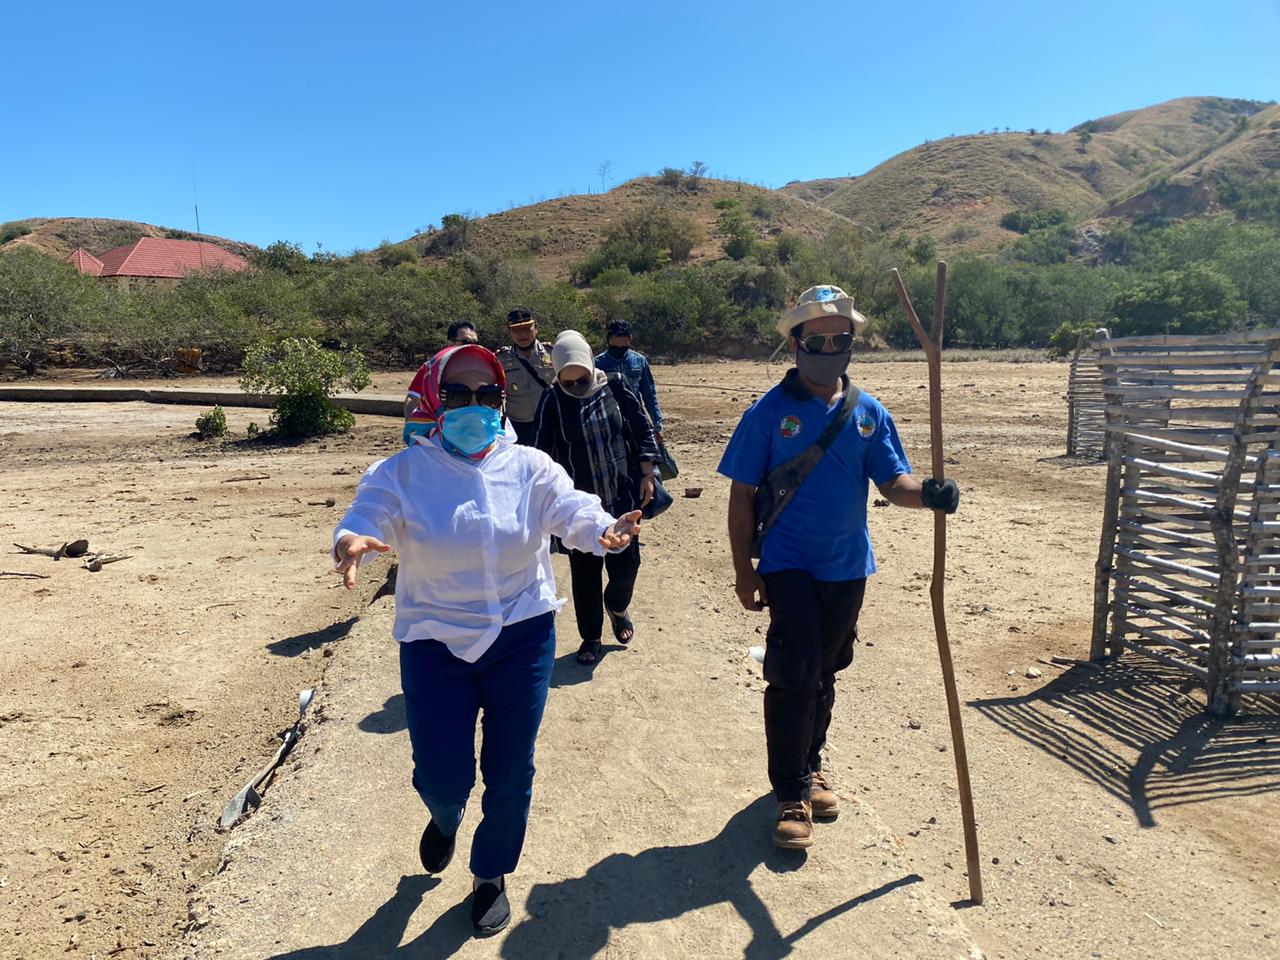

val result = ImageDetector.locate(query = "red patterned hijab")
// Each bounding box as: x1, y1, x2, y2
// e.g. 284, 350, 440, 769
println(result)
408, 345, 507, 455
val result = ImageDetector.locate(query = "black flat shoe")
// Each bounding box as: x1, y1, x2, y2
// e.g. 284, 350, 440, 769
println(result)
471, 878, 510, 935
418, 820, 455, 874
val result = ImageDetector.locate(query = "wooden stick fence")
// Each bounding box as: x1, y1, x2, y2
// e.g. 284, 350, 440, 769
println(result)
1066, 328, 1110, 459
1090, 329, 1280, 714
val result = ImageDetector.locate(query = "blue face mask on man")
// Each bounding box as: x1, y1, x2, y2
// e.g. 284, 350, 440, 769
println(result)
440, 406, 503, 456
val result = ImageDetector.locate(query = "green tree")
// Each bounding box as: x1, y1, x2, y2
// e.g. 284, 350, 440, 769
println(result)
239, 337, 370, 438
0, 247, 104, 373
253, 241, 311, 275
1110, 264, 1247, 337
717, 201, 756, 260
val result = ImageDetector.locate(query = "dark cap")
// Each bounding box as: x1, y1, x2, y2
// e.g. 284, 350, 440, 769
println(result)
606, 319, 633, 338
507, 306, 535, 324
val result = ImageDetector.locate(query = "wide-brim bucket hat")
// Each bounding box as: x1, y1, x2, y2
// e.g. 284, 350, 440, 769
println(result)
777, 284, 869, 339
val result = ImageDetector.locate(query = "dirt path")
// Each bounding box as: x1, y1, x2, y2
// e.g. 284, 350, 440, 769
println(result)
4, 361, 1278, 959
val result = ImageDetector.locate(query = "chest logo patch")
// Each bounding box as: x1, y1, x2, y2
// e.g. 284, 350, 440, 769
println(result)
780, 415, 802, 438
857, 413, 876, 437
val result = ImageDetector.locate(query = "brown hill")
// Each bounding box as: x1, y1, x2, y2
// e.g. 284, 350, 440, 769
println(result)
409, 176, 858, 281
1108, 102, 1280, 219
0, 217, 258, 263
783, 96, 1271, 251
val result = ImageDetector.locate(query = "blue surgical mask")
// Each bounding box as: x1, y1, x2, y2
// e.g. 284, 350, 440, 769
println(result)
440, 406, 502, 457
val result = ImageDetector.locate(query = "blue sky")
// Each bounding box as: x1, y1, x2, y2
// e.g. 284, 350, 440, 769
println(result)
3, 1, 1277, 252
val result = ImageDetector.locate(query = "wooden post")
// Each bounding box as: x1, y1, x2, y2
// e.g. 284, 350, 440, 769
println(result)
1091, 333, 1120, 660
890, 264, 983, 906
1067, 331, 1088, 456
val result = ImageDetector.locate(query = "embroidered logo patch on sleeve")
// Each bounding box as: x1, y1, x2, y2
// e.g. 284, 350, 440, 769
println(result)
780, 415, 802, 438
857, 412, 876, 437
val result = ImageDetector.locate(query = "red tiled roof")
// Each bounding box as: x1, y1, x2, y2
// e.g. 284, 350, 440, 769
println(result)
68, 248, 104, 276
94, 237, 250, 279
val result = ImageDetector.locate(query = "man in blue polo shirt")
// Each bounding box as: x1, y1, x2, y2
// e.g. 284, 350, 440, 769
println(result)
718, 284, 960, 850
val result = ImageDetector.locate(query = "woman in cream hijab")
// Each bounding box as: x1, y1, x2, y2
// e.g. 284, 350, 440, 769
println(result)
531, 330, 659, 667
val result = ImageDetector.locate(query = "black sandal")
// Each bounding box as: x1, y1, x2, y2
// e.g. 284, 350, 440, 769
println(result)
575, 639, 602, 665
606, 608, 634, 645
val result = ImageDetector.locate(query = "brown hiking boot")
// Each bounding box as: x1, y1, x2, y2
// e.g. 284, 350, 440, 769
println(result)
773, 800, 814, 849
810, 770, 840, 820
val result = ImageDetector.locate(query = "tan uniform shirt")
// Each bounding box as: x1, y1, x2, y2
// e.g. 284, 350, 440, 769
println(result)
497, 342, 555, 424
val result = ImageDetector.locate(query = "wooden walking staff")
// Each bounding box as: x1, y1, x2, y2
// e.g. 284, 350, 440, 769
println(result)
890, 263, 983, 906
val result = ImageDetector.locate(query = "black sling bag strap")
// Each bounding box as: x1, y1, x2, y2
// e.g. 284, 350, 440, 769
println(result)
515, 352, 550, 389
751, 378, 859, 559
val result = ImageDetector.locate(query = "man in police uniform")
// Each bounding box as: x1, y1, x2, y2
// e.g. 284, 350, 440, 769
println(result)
717, 285, 960, 851
496, 306, 555, 445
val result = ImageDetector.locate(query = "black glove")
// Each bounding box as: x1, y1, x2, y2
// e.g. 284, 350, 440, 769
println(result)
921, 477, 960, 514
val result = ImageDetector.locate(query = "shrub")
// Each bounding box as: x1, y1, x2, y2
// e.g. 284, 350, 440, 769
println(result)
239, 337, 370, 438
774, 232, 805, 265
195, 405, 228, 439
658, 168, 685, 191
253, 240, 310, 275
1000, 208, 1070, 234
909, 235, 937, 265
572, 205, 704, 283
0, 220, 34, 245
375, 241, 417, 269
750, 194, 777, 220
0, 246, 104, 374
717, 202, 756, 260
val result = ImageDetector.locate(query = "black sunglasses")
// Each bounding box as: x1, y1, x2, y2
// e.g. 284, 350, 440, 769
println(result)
798, 332, 854, 354
558, 374, 592, 389
441, 382, 504, 410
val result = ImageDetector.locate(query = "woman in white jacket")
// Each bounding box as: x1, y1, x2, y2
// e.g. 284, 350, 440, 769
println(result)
333, 344, 639, 936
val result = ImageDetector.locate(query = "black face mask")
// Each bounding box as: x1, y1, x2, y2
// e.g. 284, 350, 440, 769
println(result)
607, 346, 629, 360
795, 347, 851, 387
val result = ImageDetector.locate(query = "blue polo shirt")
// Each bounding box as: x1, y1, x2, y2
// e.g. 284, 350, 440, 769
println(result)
717, 372, 910, 581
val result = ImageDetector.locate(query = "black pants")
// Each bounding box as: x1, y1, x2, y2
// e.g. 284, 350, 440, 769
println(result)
761, 570, 866, 803
567, 542, 641, 642
511, 418, 537, 446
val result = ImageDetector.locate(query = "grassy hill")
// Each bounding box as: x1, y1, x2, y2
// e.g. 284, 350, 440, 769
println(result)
1108, 102, 1280, 219
407, 176, 858, 281
782, 95, 1271, 252
0, 216, 258, 262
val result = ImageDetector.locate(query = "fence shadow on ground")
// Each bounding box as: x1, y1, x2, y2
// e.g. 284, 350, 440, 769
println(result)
970, 654, 1280, 828
1036, 453, 1106, 469
262, 797, 921, 959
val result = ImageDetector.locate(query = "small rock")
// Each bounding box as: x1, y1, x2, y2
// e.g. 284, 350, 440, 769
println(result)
1025, 667, 1043, 679
873, 498, 890, 507
908, 718, 922, 730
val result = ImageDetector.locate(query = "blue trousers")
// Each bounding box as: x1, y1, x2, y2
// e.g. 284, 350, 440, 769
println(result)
398, 611, 556, 878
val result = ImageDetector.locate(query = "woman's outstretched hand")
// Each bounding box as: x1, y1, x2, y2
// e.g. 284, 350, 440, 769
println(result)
335, 534, 390, 589
599, 510, 642, 550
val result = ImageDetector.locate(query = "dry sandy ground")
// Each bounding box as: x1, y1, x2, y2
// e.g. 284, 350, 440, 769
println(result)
2, 360, 1278, 960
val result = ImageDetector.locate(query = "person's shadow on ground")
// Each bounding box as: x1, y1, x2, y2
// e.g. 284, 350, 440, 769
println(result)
265, 796, 920, 960
502, 795, 920, 960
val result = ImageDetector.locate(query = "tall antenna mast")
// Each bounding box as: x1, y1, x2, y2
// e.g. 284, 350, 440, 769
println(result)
191, 161, 204, 269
